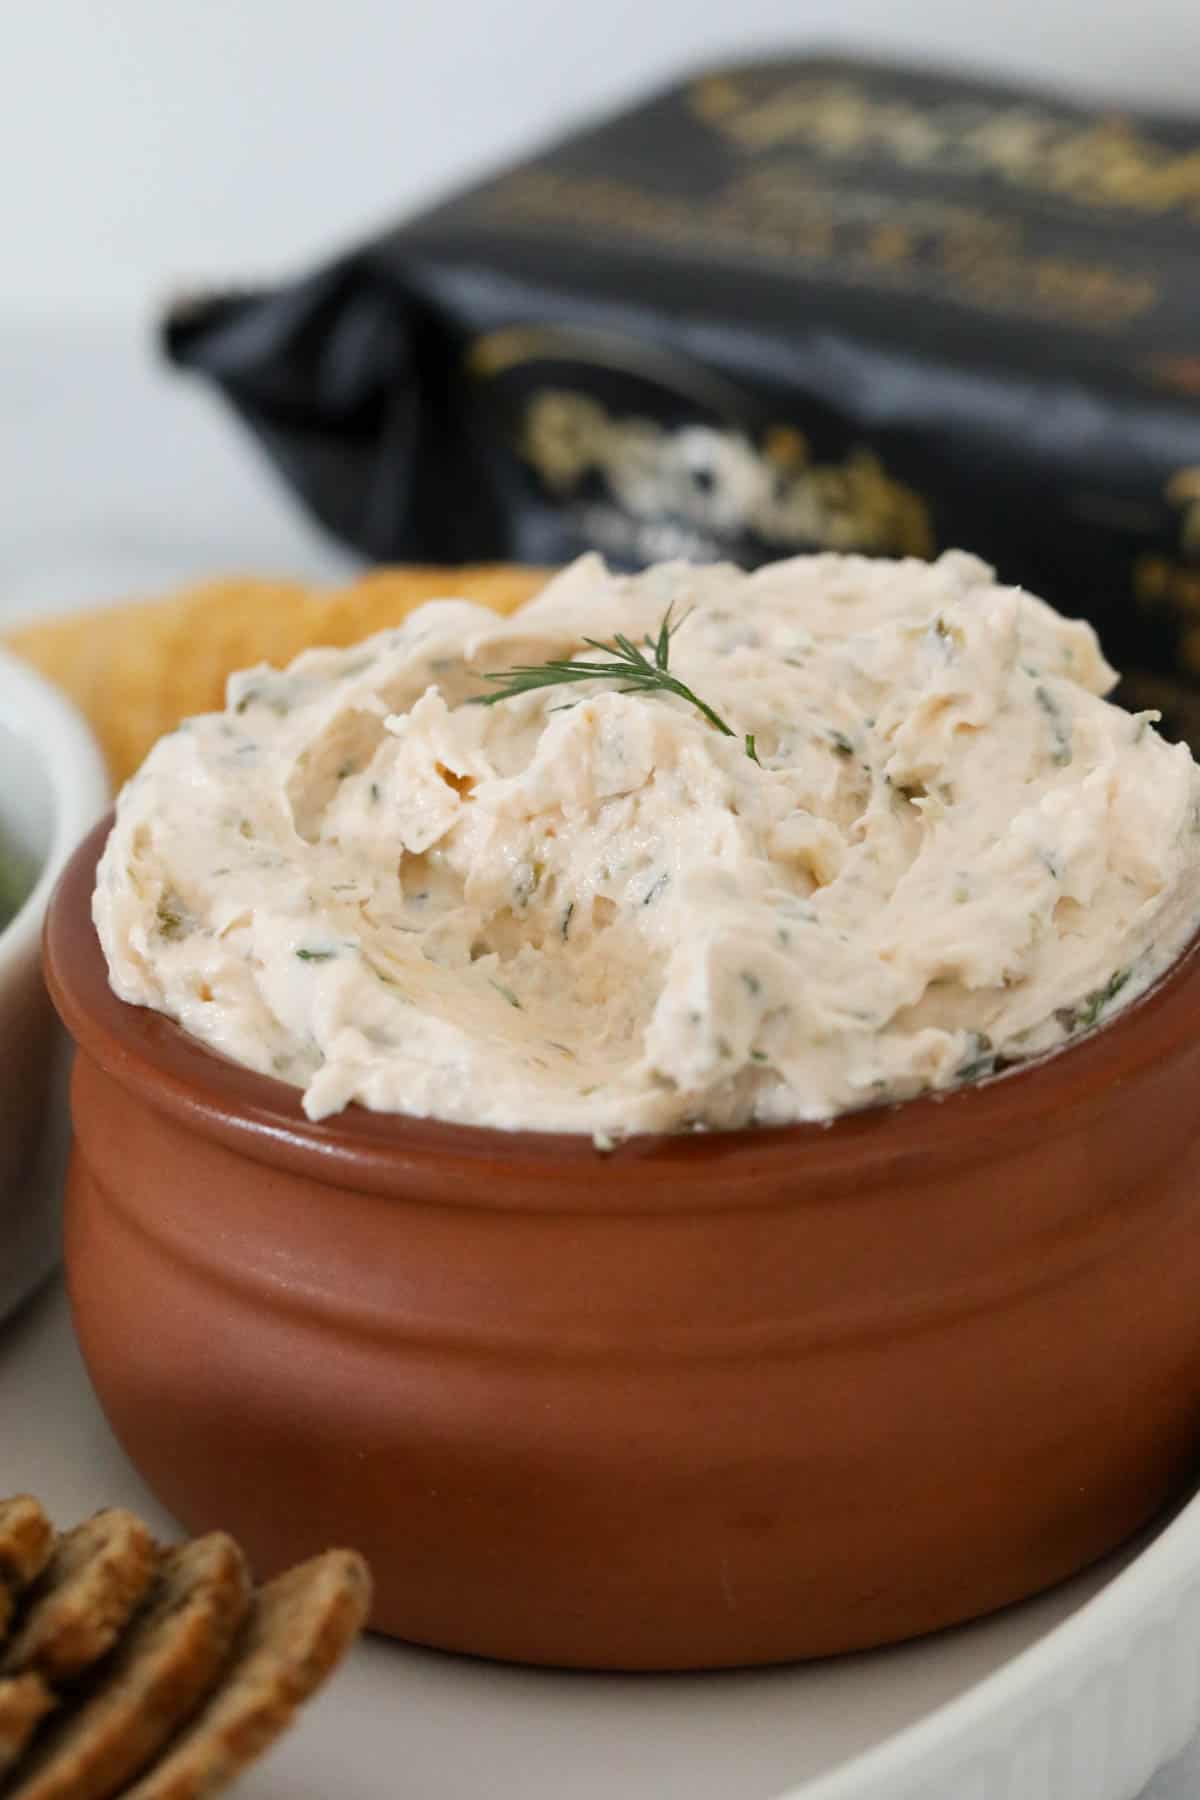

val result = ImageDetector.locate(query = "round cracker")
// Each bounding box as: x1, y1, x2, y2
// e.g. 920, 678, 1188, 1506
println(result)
0, 1501, 56, 1597
5, 1534, 251, 1800
0, 1674, 55, 1775
120, 1550, 371, 1800
1, 1511, 157, 1685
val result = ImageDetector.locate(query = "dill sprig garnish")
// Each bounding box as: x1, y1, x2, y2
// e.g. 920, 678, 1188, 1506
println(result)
473, 604, 761, 764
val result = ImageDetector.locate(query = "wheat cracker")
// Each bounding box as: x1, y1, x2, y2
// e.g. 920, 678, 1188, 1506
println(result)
0, 1675, 54, 1775
120, 1550, 370, 1800
1, 1513, 157, 1685
0, 1502, 55, 1599
4, 1534, 251, 1800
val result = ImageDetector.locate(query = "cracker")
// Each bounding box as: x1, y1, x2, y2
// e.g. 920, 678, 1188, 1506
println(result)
1, 1512, 157, 1685
4, 1534, 251, 1800
0, 1493, 56, 1660
120, 1550, 371, 1800
0, 1675, 55, 1776
0, 1501, 55, 1595
5, 564, 544, 786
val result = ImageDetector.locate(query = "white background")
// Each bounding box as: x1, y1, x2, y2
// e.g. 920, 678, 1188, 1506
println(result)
4, 0, 1199, 323
2, 0, 1199, 614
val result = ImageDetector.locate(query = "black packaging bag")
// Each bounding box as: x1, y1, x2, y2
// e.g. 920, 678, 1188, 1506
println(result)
165, 53, 1200, 736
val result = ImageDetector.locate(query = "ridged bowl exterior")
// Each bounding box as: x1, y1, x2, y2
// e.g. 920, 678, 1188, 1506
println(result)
46, 820, 1200, 1670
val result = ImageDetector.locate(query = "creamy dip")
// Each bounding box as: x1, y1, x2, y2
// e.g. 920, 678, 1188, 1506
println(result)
95, 551, 1200, 1137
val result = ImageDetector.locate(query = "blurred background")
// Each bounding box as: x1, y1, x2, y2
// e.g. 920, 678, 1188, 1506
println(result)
8, 0, 1199, 321
2, 0, 1198, 618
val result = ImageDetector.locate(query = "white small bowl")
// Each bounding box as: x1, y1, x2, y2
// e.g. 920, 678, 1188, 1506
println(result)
0, 647, 108, 1318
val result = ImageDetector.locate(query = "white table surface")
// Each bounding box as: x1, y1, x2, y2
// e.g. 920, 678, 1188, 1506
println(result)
1, 316, 1196, 1799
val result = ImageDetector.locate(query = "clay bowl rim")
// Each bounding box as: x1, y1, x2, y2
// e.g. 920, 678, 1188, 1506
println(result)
45, 816, 1200, 1215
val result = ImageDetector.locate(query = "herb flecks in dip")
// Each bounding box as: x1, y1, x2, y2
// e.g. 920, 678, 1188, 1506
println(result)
94, 552, 1200, 1136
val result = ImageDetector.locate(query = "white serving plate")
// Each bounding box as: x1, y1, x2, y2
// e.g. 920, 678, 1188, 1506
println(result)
4, 1124, 1195, 1800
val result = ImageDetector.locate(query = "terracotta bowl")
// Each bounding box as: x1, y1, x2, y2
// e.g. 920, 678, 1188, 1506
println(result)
46, 819, 1200, 1671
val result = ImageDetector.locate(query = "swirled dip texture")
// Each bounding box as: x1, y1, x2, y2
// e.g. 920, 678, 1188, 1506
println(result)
95, 552, 1200, 1136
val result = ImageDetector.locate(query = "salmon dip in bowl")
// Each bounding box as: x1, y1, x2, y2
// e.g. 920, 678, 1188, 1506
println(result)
46, 550, 1200, 1669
